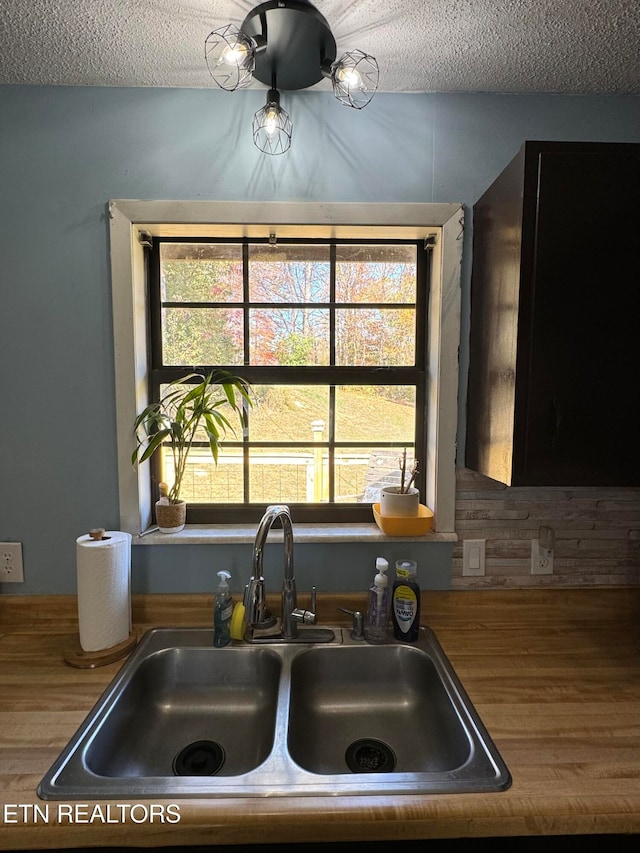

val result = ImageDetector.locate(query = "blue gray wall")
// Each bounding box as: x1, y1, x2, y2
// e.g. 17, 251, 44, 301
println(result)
2, 86, 639, 595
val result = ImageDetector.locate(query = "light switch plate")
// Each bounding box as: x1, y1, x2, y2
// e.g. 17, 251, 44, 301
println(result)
462, 538, 486, 576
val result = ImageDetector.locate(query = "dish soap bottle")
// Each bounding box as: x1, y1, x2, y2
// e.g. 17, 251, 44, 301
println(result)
391, 560, 420, 643
214, 570, 233, 648
364, 557, 391, 644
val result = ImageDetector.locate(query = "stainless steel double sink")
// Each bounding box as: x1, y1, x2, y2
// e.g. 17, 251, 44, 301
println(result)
38, 626, 511, 798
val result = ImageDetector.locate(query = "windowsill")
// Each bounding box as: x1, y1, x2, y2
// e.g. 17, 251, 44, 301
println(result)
133, 523, 458, 545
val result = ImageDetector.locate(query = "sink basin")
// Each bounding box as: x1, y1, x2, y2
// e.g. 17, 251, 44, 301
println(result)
85, 646, 281, 778
288, 645, 470, 775
38, 626, 510, 799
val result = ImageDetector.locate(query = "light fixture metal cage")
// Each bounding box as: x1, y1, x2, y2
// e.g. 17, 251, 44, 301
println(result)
252, 89, 293, 155
205, 24, 256, 91
331, 50, 380, 110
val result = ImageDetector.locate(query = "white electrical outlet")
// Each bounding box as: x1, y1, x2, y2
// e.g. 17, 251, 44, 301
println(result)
462, 539, 486, 576
0, 542, 24, 583
531, 538, 553, 575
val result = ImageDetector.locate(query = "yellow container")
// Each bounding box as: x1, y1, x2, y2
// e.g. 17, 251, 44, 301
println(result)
372, 503, 434, 536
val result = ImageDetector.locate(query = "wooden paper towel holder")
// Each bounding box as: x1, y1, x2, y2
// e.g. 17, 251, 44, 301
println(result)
64, 527, 138, 668
64, 632, 138, 669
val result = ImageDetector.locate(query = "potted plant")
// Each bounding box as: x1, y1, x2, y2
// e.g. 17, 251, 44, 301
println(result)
132, 371, 251, 532
380, 449, 420, 517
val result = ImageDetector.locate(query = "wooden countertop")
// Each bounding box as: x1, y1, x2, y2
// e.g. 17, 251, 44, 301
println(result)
1, 588, 639, 849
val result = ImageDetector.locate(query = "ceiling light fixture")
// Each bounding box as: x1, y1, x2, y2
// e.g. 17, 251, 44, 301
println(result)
205, 0, 379, 155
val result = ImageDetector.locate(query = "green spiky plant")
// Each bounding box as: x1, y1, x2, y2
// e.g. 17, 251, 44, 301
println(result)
132, 371, 251, 504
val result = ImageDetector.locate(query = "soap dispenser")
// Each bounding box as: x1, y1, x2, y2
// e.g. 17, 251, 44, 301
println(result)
364, 557, 391, 644
214, 570, 233, 648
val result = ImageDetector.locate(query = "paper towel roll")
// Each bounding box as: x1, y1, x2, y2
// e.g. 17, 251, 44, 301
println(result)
76, 530, 132, 652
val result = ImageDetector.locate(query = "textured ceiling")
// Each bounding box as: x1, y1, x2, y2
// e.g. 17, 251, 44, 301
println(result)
1, 0, 640, 94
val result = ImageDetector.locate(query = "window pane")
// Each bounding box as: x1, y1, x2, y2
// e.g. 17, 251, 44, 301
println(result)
160, 244, 243, 302
249, 386, 330, 442
335, 308, 415, 366
161, 448, 244, 504
250, 308, 329, 365
249, 448, 316, 503
358, 448, 419, 504
332, 446, 417, 504
335, 244, 416, 303
335, 386, 416, 443
162, 307, 243, 365
158, 383, 245, 448
248, 244, 330, 302
334, 447, 371, 502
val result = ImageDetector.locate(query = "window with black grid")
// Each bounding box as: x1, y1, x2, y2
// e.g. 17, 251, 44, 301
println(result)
148, 237, 430, 523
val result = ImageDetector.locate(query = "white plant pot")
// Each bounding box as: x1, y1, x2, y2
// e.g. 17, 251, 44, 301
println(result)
380, 486, 420, 517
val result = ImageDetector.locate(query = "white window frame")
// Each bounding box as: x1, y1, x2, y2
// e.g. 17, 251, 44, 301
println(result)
109, 200, 463, 538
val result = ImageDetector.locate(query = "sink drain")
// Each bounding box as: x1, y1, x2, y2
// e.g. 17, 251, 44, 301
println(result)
173, 740, 225, 776
345, 739, 396, 773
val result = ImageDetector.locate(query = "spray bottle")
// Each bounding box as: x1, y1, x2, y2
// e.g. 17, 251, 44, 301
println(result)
214, 570, 233, 647
364, 557, 391, 644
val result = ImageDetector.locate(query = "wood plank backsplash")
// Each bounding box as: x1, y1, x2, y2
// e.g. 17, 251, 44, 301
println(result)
454, 468, 640, 588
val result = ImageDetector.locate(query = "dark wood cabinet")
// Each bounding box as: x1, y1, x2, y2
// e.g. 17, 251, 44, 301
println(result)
466, 141, 640, 486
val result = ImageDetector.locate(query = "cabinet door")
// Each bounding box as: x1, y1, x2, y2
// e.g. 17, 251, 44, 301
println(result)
521, 148, 640, 485
467, 142, 640, 486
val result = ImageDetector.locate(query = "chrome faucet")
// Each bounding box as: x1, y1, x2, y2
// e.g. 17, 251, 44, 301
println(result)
244, 504, 317, 641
